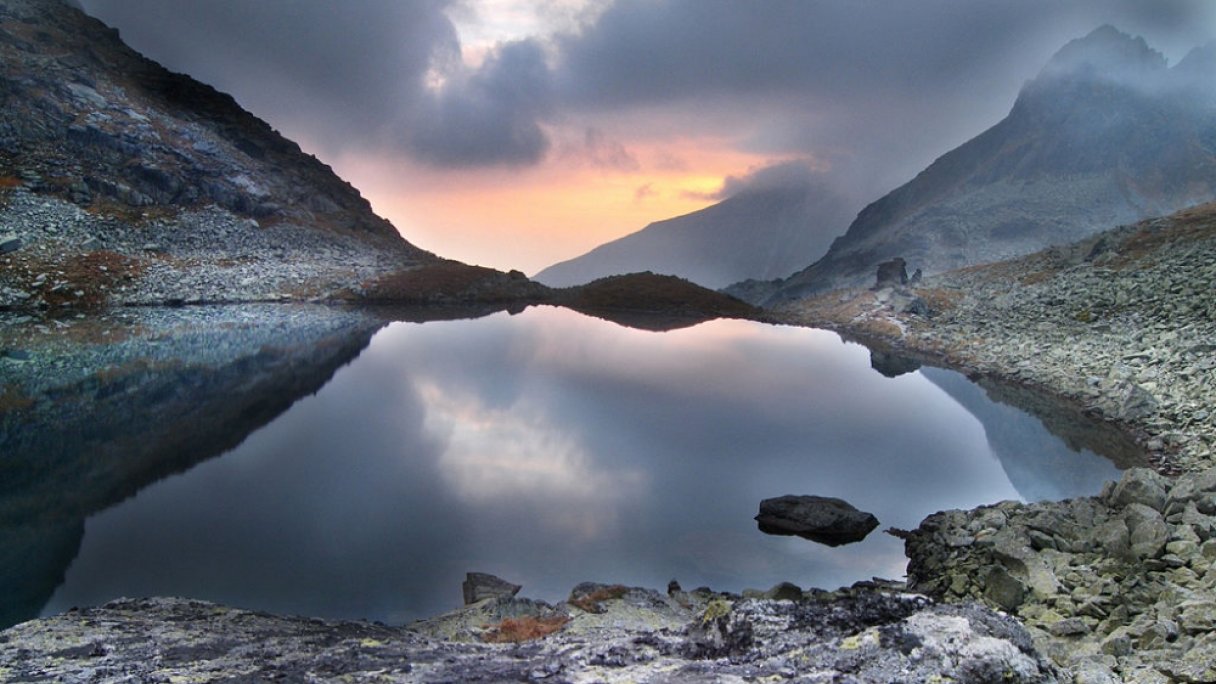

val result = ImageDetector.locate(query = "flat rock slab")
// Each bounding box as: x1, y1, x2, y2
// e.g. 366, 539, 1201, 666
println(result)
756, 494, 880, 546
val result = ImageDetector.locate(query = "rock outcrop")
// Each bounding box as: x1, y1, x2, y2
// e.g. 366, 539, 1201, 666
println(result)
775, 200, 1216, 682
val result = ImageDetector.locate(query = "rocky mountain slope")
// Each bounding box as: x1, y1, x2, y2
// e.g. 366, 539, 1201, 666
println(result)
745, 26, 1216, 304
0, 0, 436, 308
535, 181, 854, 289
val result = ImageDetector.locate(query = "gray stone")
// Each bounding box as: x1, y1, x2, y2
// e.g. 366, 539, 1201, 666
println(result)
763, 581, 803, 601
983, 566, 1026, 611
1073, 664, 1120, 684
0, 592, 1061, 684
1047, 617, 1090, 636
1125, 503, 1169, 560
755, 494, 879, 546
1115, 382, 1158, 419
1094, 517, 1131, 560
0, 234, 21, 253
1179, 600, 1216, 634
461, 572, 522, 605
1108, 468, 1168, 511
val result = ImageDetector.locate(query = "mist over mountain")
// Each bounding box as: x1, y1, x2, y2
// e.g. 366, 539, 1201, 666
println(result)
744, 26, 1216, 304
534, 164, 856, 289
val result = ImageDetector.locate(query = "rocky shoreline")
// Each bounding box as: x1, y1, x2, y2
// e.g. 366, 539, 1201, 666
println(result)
771, 202, 1216, 681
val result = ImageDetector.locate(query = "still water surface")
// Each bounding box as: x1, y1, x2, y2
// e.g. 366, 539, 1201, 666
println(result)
41, 306, 1122, 623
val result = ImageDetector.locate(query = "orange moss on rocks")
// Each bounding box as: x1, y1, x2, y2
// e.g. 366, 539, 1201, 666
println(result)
1108, 202, 1216, 269
916, 287, 963, 314
568, 585, 629, 614
480, 615, 570, 644
41, 250, 144, 309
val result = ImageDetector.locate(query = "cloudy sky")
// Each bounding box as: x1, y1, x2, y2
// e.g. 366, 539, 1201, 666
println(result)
78, 0, 1216, 274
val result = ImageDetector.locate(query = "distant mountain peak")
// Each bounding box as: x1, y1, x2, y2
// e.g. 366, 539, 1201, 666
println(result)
743, 26, 1216, 305
1038, 25, 1166, 83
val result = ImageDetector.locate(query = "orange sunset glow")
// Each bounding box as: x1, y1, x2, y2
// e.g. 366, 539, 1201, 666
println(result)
338, 137, 784, 274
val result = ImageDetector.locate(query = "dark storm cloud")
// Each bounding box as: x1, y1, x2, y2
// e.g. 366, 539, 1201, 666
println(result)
79, 0, 456, 150
78, 0, 553, 166
407, 39, 555, 167
78, 0, 1216, 173
557, 0, 1215, 106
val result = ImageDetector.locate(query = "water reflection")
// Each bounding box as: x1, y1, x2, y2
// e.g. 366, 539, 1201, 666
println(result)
28, 306, 1129, 625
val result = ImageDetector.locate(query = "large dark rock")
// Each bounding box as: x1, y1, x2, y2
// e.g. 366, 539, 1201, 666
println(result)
755, 495, 880, 546
461, 572, 521, 605
874, 257, 908, 289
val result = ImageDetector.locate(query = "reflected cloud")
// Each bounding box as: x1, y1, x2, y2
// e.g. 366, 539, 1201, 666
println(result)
421, 380, 647, 539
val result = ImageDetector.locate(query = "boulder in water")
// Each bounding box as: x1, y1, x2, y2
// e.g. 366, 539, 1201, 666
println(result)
755, 495, 880, 546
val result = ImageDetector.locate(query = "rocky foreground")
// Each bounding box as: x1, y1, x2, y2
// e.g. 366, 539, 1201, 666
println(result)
0, 584, 1057, 683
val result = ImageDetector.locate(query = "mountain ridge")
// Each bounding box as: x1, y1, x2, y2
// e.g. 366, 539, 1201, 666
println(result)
534, 177, 854, 290
0, 0, 451, 309
735, 25, 1216, 304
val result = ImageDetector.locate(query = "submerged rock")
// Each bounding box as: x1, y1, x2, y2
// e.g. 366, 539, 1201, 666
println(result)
756, 494, 880, 546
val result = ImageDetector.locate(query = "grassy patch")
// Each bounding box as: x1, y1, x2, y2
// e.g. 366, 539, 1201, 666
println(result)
914, 287, 963, 314
358, 261, 535, 303
560, 273, 757, 318
39, 250, 144, 309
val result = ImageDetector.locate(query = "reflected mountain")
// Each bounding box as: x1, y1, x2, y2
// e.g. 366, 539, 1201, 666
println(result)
918, 366, 1138, 502
0, 305, 390, 627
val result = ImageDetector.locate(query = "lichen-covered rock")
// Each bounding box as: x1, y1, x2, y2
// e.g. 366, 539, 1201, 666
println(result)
0, 588, 1059, 683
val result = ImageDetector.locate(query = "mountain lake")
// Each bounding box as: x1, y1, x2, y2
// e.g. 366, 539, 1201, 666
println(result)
3, 305, 1140, 628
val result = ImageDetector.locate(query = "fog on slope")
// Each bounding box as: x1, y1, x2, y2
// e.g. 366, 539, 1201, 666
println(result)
752, 26, 1216, 304
534, 162, 858, 289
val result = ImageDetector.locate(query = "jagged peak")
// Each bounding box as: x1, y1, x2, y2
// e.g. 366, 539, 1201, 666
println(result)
1037, 25, 1166, 82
